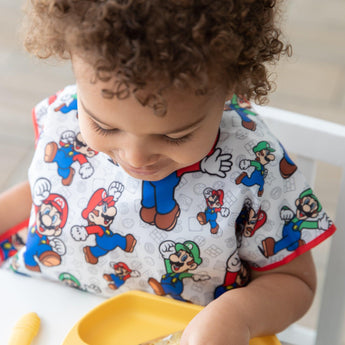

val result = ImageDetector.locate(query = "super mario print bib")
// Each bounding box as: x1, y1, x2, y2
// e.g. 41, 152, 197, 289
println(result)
9, 85, 335, 305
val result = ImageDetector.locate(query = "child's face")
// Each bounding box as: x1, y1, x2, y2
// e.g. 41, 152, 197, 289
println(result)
73, 57, 229, 181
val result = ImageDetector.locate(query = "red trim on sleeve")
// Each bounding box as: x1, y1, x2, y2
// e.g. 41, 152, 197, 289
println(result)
0, 218, 30, 243
251, 223, 337, 272
32, 108, 40, 147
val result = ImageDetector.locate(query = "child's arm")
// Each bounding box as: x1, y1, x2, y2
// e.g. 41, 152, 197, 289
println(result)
0, 181, 32, 235
181, 251, 316, 345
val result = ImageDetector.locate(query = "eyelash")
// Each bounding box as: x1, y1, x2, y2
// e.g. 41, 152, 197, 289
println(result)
163, 132, 194, 145
90, 120, 117, 137
90, 118, 193, 145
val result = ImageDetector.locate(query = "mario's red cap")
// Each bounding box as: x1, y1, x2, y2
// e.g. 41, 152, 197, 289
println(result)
82, 188, 114, 219
113, 262, 131, 273
43, 194, 68, 228
212, 189, 224, 205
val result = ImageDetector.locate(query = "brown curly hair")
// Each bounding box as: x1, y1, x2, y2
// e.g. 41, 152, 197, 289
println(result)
23, 0, 291, 111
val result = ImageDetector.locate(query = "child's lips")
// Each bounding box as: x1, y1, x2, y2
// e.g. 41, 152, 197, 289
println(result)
127, 166, 160, 176
119, 161, 162, 177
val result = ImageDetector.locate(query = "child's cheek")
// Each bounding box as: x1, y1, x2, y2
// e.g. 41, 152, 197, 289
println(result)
78, 122, 102, 153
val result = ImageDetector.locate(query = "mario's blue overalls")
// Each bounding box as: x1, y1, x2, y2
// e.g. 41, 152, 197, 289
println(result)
109, 274, 126, 288
204, 207, 218, 229
160, 272, 192, 301
274, 217, 318, 254
89, 226, 127, 259
24, 226, 53, 268
52, 144, 77, 179
241, 162, 265, 193
141, 171, 180, 214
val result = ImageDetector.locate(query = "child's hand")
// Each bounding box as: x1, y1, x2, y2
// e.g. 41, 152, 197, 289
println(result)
180, 303, 250, 345
180, 251, 317, 345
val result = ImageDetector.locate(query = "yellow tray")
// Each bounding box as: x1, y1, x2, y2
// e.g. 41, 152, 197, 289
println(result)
62, 290, 281, 345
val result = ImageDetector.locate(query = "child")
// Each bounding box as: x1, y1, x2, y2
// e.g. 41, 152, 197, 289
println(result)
0, 1, 336, 344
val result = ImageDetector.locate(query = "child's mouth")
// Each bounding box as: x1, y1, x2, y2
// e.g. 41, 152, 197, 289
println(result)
120, 161, 162, 177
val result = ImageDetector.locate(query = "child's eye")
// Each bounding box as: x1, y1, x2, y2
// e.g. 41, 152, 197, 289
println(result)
90, 119, 118, 137
163, 132, 193, 145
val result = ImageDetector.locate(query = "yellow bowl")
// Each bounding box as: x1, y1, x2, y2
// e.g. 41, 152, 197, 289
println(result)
62, 291, 281, 345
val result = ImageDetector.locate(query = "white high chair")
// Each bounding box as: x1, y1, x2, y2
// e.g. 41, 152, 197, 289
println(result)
255, 105, 345, 345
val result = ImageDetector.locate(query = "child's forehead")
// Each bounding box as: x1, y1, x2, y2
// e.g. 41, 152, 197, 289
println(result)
73, 54, 228, 110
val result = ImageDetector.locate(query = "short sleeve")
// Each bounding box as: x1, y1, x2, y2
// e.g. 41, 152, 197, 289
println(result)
32, 91, 61, 145
237, 135, 336, 271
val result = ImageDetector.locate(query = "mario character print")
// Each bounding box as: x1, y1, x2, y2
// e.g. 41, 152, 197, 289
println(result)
260, 188, 332, 258
235, 198, 267, 246
140, 144, 232, 231
54, 92, 78, 115
197, 187, 230, 234
24, 178, 67, 272
103, 261, 140, 290
148, 240, 210, 302
224, 95, 257, 131
44, 130, 97, 186
235, 141, 275, 197
0, 240, 17, 262
214, 251, 250, 299
71, 181, 136, 264
0, 230, 26, 263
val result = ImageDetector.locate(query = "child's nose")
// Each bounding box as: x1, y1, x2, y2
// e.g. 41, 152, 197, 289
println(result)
118, 136, 159, 168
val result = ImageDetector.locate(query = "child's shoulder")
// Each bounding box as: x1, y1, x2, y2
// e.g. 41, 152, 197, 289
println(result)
32, 85, 78, 140
34, 84, 77, 112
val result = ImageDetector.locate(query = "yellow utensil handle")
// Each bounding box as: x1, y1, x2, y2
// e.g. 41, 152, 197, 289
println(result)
8, 312, 40, 345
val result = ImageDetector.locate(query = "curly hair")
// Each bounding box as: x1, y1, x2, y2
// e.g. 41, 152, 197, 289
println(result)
23, 0, 291, 111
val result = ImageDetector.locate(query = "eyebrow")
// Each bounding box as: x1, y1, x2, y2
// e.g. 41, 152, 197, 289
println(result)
80, 99, 113, 128
80, 98, 206, 134
164, 115, 205, 135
